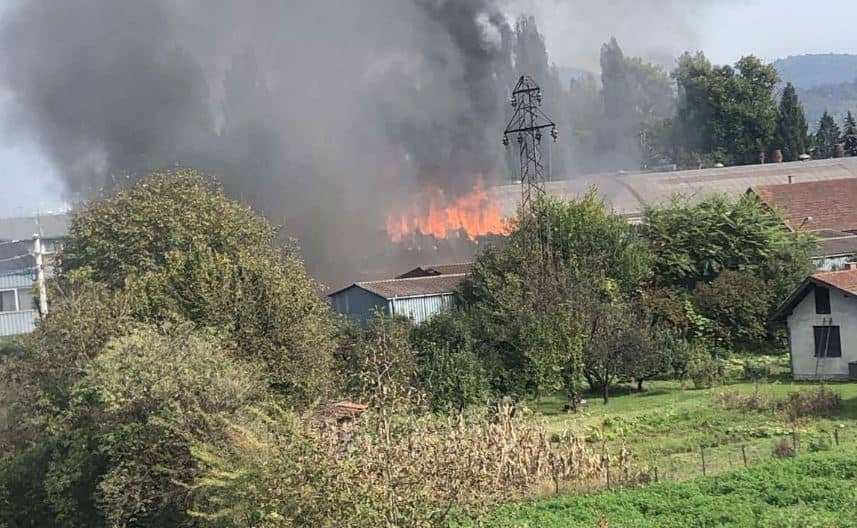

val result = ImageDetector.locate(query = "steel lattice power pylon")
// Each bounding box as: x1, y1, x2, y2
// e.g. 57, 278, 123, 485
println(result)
503, 75, 558, 215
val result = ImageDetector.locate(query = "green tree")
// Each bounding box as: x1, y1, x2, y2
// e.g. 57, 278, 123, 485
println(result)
774, 83, 809, 161
673, 53, 780, 166
60, 169, 336, 404
691, 270, 773, 351
643, 193, 816, 294
599, 37, 674, 169
411, 311, 490, 413
841, 110, 857, 139
461, 192, 651, 402
814, 111, 841, 158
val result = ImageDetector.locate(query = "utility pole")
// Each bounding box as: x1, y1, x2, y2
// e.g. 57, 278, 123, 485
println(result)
502, 75, 558, 261
33, 234, 48, 317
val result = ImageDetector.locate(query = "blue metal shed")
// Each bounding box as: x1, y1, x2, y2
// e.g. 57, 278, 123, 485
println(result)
329, 273, 464, 325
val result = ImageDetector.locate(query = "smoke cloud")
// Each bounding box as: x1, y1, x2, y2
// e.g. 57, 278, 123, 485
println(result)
0, 0, 720, 282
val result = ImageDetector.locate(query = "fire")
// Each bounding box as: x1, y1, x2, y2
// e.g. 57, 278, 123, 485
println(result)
386, 179, 510, 242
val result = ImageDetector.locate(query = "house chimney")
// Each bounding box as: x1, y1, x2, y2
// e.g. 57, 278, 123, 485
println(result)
772, 149, 783, 163
788, 175, 793, 184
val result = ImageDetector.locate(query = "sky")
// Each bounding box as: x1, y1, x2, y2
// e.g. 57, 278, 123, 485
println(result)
0, 0, 855, 218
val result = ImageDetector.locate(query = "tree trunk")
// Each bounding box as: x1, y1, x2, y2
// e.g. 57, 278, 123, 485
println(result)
637, 378, 644, 392
602, 380, 609, 404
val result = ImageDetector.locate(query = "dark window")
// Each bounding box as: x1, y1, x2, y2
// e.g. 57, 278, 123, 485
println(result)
813, 326, 842, 357
0, 290, 16, 312
815, 285, 831, 314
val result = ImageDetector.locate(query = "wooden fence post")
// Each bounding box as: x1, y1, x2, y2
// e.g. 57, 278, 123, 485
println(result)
741, 445, 748, 468
604, 456, 611, 489
834, 427, 840, 446
700, 446, 707, 477
792, 431, 798, 455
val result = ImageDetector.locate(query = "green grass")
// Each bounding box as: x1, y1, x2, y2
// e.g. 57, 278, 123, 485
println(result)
529, 380, 857, 482
481, 449, 857, 527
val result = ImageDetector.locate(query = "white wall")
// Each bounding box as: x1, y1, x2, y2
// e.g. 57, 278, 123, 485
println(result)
788, 285, 857, 380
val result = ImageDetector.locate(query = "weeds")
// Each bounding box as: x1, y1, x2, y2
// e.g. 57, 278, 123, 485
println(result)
713, 386, 842, 420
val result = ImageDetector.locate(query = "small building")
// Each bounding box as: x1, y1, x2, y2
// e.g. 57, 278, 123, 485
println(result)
773, 267, 857, 380
328, 273, 466, 325
0, 241, 41, 337
0, 212, 69, 254
749, 178, 857, 270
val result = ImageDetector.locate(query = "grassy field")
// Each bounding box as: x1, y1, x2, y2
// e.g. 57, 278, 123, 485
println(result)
529, 379, 857, 484
481, 449, 857, 527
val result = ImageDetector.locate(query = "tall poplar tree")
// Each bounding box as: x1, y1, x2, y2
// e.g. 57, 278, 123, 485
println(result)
774, 83, 808, 161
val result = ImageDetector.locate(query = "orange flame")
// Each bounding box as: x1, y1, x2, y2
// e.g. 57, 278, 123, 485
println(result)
386, 179, 510, 243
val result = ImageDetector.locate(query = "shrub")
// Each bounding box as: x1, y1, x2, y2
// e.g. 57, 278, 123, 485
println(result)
772, 438, 796, 458
416, 345, 490, 413
686, 344, 722, 389
783, 386, 842, 421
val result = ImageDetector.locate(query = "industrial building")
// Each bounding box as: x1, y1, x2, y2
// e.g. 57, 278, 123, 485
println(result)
0, 213, 66, 337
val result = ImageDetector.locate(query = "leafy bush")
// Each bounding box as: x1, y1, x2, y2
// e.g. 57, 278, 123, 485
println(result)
417, 345, 490, 413
686, 344, 722, 389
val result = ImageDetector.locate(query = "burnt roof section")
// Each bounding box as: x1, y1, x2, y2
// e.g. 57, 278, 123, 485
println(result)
329, 273, 466, 300
0, 212, 70, 242
395, 262, 474, 279
752, 178, 857, 232
773, 268, 857, 321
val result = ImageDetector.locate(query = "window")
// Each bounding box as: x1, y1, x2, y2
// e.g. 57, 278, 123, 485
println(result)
0, 290, 17, 313
815, 285, 831, 314
814, 326, 842, 358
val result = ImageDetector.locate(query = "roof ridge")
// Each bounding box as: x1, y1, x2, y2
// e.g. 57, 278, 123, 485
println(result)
357, 273, 467, 286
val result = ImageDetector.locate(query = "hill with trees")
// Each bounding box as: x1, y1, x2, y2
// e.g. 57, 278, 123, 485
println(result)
773, 53, 857, 90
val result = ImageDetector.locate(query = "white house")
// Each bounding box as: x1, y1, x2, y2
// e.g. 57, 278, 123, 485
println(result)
774, 267, 857, 380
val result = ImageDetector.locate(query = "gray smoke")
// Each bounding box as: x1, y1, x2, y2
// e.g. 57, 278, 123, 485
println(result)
0, 0, 716, 282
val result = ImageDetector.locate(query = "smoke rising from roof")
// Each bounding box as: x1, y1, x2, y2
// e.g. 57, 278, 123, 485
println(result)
0, 0, 714, 282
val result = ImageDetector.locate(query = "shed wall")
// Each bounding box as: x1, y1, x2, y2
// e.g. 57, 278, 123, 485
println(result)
0, 310, 38, 336
788, 285, 857, 380
331, 286, 389, 325
389, 294, 456, 325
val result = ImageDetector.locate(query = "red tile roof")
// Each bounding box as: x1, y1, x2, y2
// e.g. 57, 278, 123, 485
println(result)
752, 178, 857, 232
812, 268, 857, 296
330, 273, 466, 300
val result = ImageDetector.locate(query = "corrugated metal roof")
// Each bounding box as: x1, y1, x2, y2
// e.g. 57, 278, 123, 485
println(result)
0, 212, 70, 242
0, 255, 35, 273
496, 158, 857, 216
332, 273, 466, 300
820, 236, 857, 258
